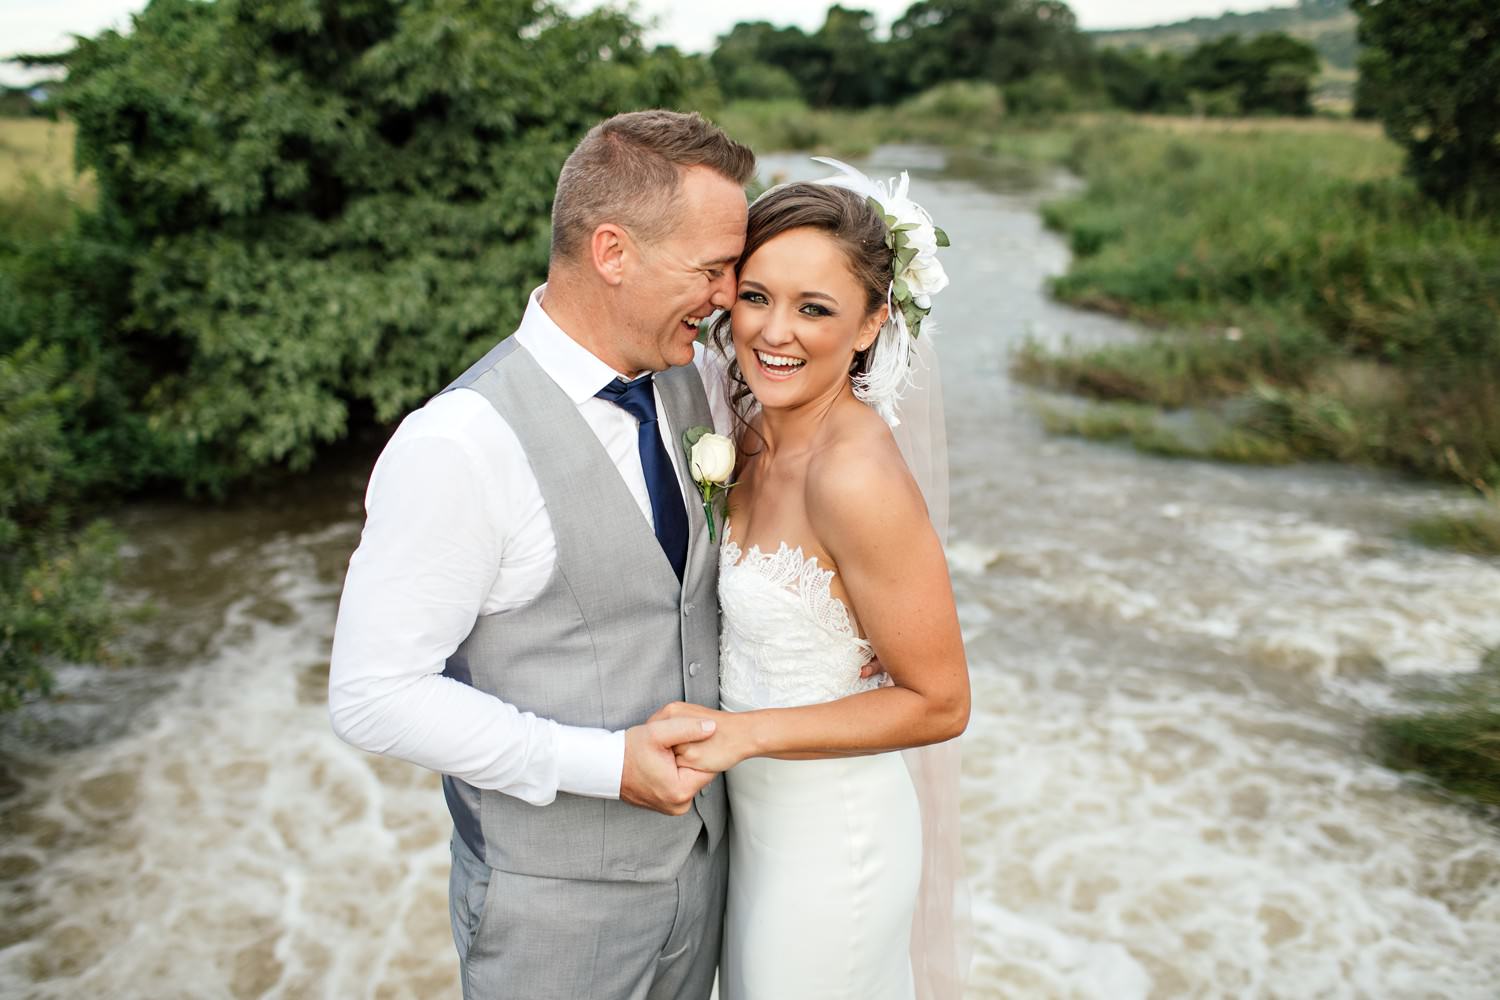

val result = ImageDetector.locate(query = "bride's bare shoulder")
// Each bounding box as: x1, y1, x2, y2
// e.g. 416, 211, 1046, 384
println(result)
805, 410, 926, 540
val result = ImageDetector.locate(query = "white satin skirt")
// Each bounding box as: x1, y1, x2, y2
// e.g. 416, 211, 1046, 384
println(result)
718, 748, 922, 1000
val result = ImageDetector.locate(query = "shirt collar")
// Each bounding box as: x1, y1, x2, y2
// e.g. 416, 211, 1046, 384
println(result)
514, 284, 635, 405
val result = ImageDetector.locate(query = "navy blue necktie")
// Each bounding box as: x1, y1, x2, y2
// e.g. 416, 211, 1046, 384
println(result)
595, 374, 689, 583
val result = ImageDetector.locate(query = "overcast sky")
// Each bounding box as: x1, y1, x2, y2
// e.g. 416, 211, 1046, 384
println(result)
1, 0, 1295, 86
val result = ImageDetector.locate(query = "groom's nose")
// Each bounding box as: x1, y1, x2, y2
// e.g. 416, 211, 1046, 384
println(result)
709, 270, 736, 310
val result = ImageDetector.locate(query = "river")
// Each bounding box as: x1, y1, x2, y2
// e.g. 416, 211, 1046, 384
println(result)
2, 147, 1498, 999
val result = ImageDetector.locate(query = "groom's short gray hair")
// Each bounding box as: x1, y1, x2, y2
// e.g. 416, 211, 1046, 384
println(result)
550, 110, 755, 265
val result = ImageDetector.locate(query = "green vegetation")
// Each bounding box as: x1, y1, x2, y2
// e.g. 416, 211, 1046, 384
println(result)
1372, 648, 1500, 808
708, 0, 1321, 119
1015, 117, 1500, 492
1352, 0, 1500, 211
1091, 0, 1356, 105
716, 82, 1009, 160
0, 0, 714, 709
0, 118, 91, 203
0, 341, 121, 710
1093, 0, 1354, 67
1408, 513, 1500, 557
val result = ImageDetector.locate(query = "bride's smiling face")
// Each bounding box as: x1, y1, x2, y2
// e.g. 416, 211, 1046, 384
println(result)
730, 226, 887, 413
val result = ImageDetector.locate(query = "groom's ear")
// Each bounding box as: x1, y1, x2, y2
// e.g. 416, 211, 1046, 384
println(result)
590, 223, 629, 287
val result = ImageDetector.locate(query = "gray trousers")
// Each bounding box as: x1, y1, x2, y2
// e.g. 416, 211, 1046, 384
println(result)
449, 828, 727, 1000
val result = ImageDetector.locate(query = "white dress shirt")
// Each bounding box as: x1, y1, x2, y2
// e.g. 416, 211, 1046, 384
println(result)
329, 285, 733, 804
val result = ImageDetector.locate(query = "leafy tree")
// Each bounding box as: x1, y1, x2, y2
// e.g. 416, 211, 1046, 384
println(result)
1181, 32, 1319, 115
708, 11, 889, 109
1095, 48, 1188, 113
1352, 0, 1500, 210
58, 0, 714, 489
890, 0, 1093, 94
812, 7, 891, 108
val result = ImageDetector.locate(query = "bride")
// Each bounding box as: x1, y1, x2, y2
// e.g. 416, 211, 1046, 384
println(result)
655, 164, 970, 1000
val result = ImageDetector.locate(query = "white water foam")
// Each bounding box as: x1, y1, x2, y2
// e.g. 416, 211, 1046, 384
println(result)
0, 525, 458, 999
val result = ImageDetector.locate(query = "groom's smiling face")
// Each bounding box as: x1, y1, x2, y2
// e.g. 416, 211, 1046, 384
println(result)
617, 166, 748, 372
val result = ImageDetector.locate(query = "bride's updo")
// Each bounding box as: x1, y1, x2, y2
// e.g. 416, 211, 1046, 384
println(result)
710, 182, 894, 415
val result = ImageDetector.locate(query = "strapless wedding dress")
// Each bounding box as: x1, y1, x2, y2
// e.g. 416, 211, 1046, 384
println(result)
716, 527, 921, 1000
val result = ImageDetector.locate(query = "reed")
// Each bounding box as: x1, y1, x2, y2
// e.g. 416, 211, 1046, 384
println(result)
1371, 648, 1500, 809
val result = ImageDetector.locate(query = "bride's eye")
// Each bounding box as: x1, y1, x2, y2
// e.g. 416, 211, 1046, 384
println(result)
738, 290, 767, 305
800, 303, 833, 317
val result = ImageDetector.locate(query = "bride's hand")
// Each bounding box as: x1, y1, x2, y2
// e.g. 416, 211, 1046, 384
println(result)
672, 725, 747, 773
650, 703, 751, 772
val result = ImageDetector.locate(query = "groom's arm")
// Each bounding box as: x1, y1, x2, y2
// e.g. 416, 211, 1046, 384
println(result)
328, 394, 621, 805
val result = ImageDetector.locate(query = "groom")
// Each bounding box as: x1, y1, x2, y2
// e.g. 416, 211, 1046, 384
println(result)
328, 110, 755, 998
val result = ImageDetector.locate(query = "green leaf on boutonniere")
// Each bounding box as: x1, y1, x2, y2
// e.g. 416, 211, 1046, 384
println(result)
682, 425, 710, 450
934, 227, 951, 248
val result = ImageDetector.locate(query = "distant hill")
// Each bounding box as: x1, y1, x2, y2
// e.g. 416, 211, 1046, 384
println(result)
1090, 0, 1358, 105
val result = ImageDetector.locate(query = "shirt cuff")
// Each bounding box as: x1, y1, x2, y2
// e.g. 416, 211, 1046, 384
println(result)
553, 723, 626, 799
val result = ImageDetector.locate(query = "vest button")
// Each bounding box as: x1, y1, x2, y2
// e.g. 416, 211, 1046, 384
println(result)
688, 661, 700, 677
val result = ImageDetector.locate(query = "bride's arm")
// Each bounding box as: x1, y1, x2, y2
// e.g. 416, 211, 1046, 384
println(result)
668, 438, 969, 770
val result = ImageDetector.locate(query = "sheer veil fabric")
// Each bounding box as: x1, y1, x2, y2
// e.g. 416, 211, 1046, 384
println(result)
890, 333, 972, 1000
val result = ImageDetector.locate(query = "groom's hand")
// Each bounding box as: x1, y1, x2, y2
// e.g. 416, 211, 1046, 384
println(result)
621, 718, 718, 816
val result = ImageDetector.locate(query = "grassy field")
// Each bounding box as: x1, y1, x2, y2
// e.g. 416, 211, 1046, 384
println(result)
0, 118, 90, 197
0, 117, 93, 240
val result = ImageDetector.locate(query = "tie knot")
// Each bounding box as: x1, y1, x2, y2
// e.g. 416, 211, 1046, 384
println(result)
595, 374, 659, 425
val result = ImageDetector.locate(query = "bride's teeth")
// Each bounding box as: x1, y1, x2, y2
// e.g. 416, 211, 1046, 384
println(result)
756, 351, 805, 369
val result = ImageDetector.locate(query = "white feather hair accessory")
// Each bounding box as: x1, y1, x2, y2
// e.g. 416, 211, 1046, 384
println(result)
811, 157, 951, 427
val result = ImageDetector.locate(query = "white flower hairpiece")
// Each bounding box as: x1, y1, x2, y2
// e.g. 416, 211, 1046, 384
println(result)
810, 157, 951, 426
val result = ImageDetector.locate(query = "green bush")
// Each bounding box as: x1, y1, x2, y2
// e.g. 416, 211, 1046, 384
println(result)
1003, 73, 1077, 117
0, 341, 120, 711
898, 81, 1005, 122
58, 0, 715, 490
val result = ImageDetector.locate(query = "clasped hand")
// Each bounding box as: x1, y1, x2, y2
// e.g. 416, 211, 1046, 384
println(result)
622, 653, 887, 816
650, 701, 744, 774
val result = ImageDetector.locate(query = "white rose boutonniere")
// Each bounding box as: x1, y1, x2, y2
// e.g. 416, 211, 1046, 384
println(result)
683, 426, 736, 542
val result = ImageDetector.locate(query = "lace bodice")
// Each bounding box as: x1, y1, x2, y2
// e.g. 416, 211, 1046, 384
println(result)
718, 527, 879, 710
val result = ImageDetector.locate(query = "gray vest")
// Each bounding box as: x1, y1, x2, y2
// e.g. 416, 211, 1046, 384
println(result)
438, 336, 725, 883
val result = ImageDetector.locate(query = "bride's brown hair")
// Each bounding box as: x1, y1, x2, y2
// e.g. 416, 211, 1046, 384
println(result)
708, 182, 893, 432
